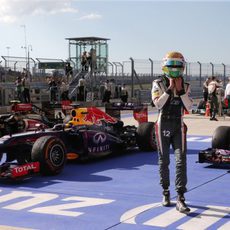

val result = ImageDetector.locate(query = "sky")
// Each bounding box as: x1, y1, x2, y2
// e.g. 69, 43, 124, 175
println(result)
0, 0, 230, 65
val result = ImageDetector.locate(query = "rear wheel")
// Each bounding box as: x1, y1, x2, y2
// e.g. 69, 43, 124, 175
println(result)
31, 136, 66, 175
136, 122, 157, 151
212, 126, 230, 150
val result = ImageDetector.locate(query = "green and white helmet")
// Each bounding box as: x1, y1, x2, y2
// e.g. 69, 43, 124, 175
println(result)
162, 51, 185, 78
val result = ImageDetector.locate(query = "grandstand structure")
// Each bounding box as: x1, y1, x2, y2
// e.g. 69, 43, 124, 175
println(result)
0, 36, 230, 106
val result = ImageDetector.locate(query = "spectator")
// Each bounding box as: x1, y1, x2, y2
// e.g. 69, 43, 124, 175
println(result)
224, 78, 230, 109
208, 76, 223, 121
77, 76, 86, 101
99, 81, 105, 100
60, 79, 69, 101
65, 62, 73, 83
109, 79, 116, 99
120, 84, 129, 103
48, 76, 58, 104
81, 51, 88, 71
15, 76, 24, 102
87, 52, 92, 71
90, 48, 97, 72
102, 80, 111, 103
22, 73, 31, 103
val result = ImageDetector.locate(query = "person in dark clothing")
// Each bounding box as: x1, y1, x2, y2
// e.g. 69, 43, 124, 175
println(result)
207, 76, 223, 121
203, 77, 211, 103
152, 51, 193, 213
102, 80, 111, 103
22, 73, 31, 103
120, 84, 128, 103
81, 51, 88, 71
65, 62, 73, 83
48, 77, 58, 103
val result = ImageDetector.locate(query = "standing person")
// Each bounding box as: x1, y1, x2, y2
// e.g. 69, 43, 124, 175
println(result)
208, 76, 222, 121
120, 84, 129, 103
81, 51, 88, 71
15, 76, 24, 102
48, 76, 58, 104
224, 78, 230, 109
77, 76, 86, 101
60, 79, 69, 101
65, 62, 73, 83
22, 73, 31, 103
102, 80, 111, 103
203, 77, 211, 103
152, 51, 193, 213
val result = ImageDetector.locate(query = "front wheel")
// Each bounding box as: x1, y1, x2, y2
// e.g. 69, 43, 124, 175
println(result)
31, 136, 66, 176
136, 122, 157, 151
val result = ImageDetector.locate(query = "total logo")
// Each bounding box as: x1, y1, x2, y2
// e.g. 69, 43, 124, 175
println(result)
12, 162, 40, 177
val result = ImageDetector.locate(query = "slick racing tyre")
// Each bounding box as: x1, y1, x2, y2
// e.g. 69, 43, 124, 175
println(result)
212, 126, 230, 150
31, 136, 66, 176
136, 122, 157, 151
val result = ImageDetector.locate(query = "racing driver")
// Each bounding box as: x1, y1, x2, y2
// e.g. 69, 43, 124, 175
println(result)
151, 51, 193, 213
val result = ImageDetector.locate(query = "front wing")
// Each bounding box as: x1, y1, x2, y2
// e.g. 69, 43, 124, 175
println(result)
198, 148, 230, 164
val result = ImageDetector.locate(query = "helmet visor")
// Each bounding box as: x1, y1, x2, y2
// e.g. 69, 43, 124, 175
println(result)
167, 67, 184, 78
162, 66, 184, 78
165, 60, 184, 68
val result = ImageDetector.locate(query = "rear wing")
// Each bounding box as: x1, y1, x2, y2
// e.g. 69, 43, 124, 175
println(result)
105, 102, 148, 123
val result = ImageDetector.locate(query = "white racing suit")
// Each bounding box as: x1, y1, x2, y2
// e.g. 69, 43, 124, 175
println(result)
152, 75, 193, 194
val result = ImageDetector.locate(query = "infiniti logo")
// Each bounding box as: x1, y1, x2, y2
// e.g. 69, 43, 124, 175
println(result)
93, 133, 107, 144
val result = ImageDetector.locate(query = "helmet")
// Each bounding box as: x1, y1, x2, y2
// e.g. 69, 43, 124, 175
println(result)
162, 51, 185, 78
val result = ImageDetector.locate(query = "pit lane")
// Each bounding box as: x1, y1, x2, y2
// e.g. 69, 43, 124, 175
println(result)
0, 111, 229, 230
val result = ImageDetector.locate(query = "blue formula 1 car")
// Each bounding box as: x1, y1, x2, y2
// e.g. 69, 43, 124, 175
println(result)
0, 103, 157, 180
198, 126, 230, 165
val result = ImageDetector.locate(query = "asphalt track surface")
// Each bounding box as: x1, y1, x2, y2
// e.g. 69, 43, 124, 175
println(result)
0, 114, 229, 230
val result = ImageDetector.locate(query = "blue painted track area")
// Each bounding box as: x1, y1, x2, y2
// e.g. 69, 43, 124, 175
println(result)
0, 135, 229, 230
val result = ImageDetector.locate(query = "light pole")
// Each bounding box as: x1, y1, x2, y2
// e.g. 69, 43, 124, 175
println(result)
6, 46, 10, 68
21, 24, 28, 70
27, 45, 32, 73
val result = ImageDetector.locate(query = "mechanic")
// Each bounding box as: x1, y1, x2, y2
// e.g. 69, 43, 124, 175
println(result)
208, 76, 223, 121
203, 77, 211, 103
151, 51, 193, 213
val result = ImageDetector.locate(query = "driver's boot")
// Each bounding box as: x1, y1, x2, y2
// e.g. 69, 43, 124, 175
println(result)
162, 189, 170, 207
176, 194, 190, 213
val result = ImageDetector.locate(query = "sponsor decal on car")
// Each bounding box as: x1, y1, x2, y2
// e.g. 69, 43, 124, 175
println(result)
12, 162, 40, 177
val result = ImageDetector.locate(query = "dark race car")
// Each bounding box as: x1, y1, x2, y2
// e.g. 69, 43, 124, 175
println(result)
198, 126, 230, 165
0, 101, 56, 137
0, 103, 157, 180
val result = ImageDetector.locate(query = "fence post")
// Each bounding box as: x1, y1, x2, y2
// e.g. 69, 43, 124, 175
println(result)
210, 62, 214, 76
149, 58, 153, 77
222, 63, 226, 86
129, 57, 134, 98
197, 61, 202, 87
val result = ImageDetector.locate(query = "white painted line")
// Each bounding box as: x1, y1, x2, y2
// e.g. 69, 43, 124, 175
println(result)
218, 220, 230, 230
144, 205, 196, 227
0, 225, 36, 230
178, 205, 230, 230
120, 202, 161, 224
